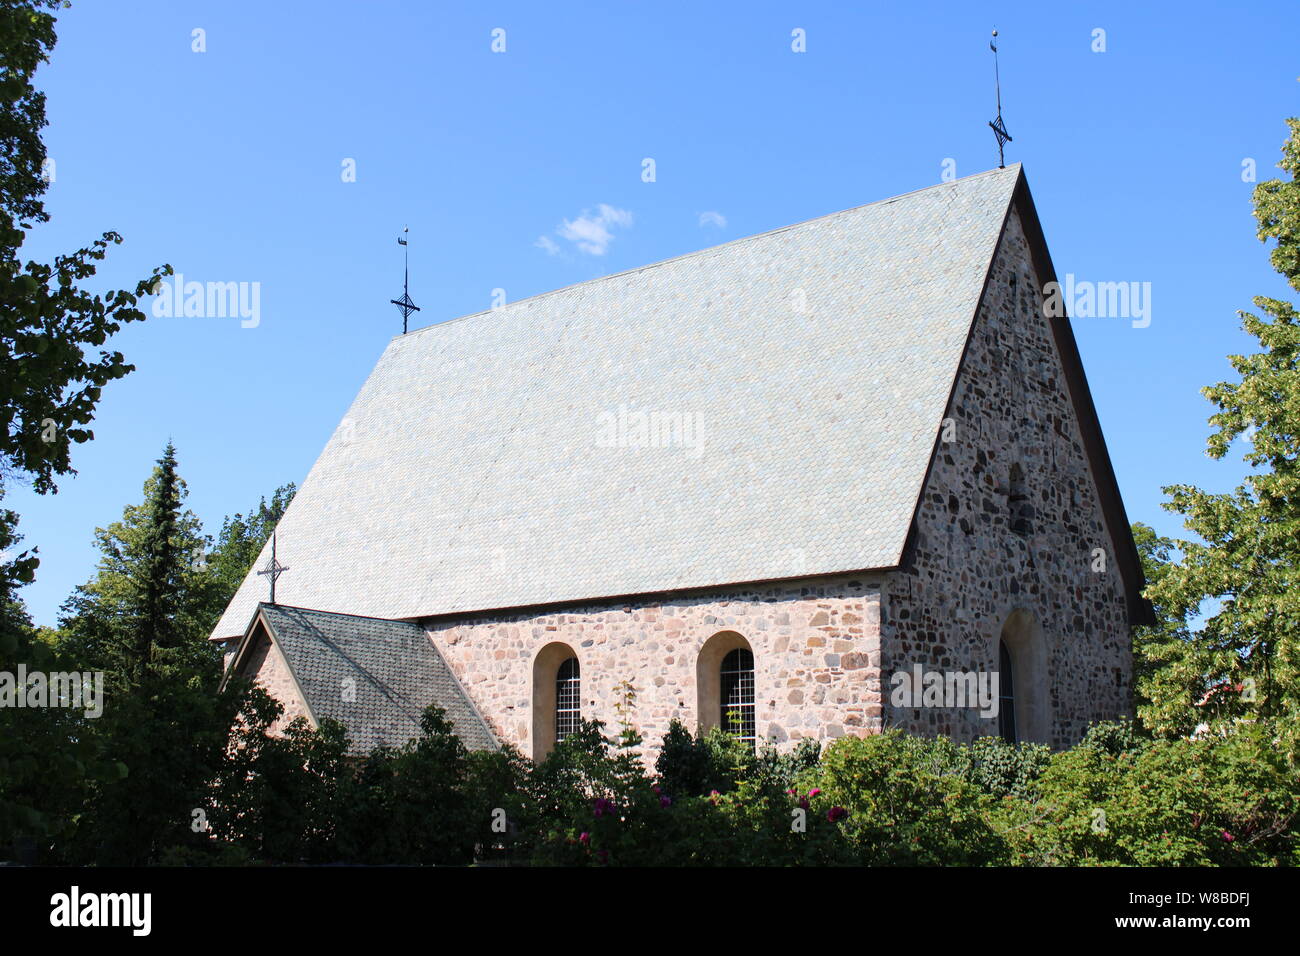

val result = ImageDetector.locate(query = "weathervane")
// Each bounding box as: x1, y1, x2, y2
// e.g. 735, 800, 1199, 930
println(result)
390, 225, 421, 335
257, 531, 289, 604
988, 29, 1013, 168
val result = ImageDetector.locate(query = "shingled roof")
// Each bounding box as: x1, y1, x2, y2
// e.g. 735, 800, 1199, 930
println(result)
212, 164, 1145, 639
225, 604, 497, 753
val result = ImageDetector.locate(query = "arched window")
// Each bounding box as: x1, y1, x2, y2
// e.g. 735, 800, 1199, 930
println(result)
697, 631, 757, 748
555, 656, 581, 744
720, 648, 756, 745
998, 610, 1048, 744
532, 642, 580, 762
998, 640, 1017, 743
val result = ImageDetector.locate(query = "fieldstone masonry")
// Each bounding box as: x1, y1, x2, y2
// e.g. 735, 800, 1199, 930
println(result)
425, 574, 882, 764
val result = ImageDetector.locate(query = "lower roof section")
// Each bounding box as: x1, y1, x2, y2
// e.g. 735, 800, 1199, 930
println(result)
227, 603, 498, 754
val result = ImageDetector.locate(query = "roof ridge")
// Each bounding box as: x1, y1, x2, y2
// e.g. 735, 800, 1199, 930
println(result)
394, 164, 1023, 342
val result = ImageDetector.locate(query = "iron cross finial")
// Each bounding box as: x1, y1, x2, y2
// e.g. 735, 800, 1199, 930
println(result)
390, 225, 421, 334
988, 29, 1013, 168
257, 531, 289, 604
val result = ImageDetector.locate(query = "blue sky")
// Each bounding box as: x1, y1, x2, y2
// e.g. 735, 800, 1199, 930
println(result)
10, 0, 1300, 626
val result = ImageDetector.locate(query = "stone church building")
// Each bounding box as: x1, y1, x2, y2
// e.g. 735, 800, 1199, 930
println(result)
212, 165, 1153, 760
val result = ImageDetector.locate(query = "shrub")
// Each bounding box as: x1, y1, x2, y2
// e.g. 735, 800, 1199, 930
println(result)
804, 731, 1009, 865
996, 725, 1298, 866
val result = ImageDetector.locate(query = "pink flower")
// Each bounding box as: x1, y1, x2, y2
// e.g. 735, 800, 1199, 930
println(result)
1222, 830, 1234, 843
579, 831, 590, 845
808, 788, 822, 798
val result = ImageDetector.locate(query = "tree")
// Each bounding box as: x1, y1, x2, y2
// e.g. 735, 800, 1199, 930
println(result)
0, 0, 169, 584
58, 442, 220, 686
0, 0, 169, 860
0, 0, 169, 490
53, 445, 237, 864
1149, 118, 1300, 760
1130, 522, 1198, 736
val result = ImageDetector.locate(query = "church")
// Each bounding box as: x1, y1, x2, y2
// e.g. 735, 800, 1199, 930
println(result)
211, 164, 1153, 761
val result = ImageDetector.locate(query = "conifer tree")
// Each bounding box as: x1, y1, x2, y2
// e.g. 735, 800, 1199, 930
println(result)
59, 442, 220, 687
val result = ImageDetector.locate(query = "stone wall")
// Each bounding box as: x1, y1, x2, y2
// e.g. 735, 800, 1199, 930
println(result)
880, 205, 1134, 748
241, 624, 315, 735
423, 573, 882, 763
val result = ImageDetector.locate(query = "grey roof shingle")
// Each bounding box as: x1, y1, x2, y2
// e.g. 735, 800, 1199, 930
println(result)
213, 166, 1021, 639
251, 603, 497, 753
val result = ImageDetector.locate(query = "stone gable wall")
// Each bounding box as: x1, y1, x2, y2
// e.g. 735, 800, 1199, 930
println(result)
881, 205, 1134, 748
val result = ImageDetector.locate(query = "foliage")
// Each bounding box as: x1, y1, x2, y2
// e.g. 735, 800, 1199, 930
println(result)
997, 724, 1298, 866
654, 718, 758, 797
57, 443, 222, 687
200, 681, 350, 865
0, 0, 168, 857
0, 0, 170, 501
806, 731, 1008, 865
335, 706, 477, 864
1148, 118, 1300, 761
1131, 522, 1198, 734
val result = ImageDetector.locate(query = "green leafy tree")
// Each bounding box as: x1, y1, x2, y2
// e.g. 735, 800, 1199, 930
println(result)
0, 0, 169, 859
203, 688, 350, 865
1130, 522, 1198, 735
0, 0, 169, 588
1149, 118, 1300, 758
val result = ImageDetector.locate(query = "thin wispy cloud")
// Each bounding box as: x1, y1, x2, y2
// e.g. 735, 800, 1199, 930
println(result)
698, 210, 727, 228
539, 203, 633, 256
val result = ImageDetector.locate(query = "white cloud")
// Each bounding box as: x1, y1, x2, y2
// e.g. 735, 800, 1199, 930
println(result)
548, 203, 634, 256
698, 210, 727, 228
534, 235, 560, 256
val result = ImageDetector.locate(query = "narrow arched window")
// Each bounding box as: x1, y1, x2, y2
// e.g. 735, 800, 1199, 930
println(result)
555, 656, 581, 744
720, 648, 755, 746
998, 639, 1017, 743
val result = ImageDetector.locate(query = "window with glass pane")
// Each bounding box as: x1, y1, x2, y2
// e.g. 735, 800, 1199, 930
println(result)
720, 648, 755, 746
555, 656, 581, 744
998, 640, 1017, 743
